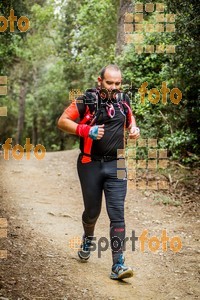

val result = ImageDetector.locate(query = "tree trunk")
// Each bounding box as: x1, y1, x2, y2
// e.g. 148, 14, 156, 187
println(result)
115, 0, 134, 56
32, 114, 38, 146
32, 67, 38, 146
16, 80, 28, 145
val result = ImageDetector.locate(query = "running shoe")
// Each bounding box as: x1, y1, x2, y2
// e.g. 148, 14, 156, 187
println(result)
110, 254, 133, 280
78, 236, 92, 261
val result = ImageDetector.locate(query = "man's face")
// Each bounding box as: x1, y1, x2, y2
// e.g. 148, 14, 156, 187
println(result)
98, 69, 122, 91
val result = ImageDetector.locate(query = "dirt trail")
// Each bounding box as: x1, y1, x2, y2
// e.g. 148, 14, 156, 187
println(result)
0, 150, 199, 299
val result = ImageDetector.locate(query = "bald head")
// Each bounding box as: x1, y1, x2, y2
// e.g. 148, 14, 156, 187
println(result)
100, 64, 122, 80
98, 64, 122, 91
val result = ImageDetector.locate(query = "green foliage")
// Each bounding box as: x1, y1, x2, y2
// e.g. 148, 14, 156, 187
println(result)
159, 130, 199, 163
0, 0, 30, 73
116, 0, 199, 164
153, 192, 181, 206
60, 0, 118, 89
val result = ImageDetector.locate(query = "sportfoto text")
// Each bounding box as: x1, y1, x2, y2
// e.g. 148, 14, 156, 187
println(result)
1, 138, 46, 160
71, 81, 182, 106
72, 229, 182, 258
0, 9, 30, 32
138, 82, 182, 105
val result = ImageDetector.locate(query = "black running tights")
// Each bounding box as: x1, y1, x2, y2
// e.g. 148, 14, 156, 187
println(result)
77, 154, 127, 264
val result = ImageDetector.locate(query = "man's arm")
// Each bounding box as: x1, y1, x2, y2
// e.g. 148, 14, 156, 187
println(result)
57, 100, 105, 140
57, 110, 78, 135
123, 93, 139, 139
128, 115, 140, 139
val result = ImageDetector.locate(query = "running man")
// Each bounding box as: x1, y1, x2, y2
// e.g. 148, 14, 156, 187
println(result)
57, 64, 140, 280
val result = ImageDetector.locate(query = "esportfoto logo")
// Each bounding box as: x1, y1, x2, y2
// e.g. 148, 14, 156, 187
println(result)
69, 229, 182, 258
0, 218, 8, 259
124, 2, 176, 54
117, 139, 169, 190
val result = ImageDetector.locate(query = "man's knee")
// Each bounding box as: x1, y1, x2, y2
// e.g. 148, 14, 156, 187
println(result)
82, 211, 100, 224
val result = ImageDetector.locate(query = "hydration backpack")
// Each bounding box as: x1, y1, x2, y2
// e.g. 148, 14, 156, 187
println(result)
78, 88, 132, 128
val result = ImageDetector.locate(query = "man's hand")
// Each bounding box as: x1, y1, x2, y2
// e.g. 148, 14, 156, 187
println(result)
76, 124, 105, 140
129, 126, 140, 139
89, 124, 105, 140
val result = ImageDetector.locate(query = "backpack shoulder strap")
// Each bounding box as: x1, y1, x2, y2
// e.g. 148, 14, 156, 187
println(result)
116, 92, 130, 105
116, 92, 132, 128
78, 88, 101, 124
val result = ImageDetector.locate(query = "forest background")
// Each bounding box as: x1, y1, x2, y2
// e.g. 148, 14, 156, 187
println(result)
0, 0, 199, 165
